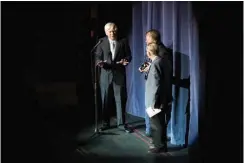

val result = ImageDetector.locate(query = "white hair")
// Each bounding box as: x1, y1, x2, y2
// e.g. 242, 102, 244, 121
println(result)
104, 22, 118, 32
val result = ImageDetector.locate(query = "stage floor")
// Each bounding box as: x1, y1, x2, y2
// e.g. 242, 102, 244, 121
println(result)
38, 107, 189, 163
76, 114, 189, 163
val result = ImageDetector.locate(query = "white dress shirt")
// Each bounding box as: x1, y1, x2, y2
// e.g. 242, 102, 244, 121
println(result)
109, 39, 116, 60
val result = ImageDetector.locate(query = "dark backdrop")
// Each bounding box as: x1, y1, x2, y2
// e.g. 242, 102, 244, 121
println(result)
2, 2, 93, 163
2, 2, 133, 163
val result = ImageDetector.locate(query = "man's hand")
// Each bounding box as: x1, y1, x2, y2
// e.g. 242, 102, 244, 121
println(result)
138, 62, 150, 73
97, 60, 107, 68
117, 59, 129, 66
138, 65, 150, 72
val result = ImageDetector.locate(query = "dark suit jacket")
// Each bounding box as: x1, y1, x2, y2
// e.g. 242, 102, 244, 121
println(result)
145, 56, 173, 110
158, 42, 173, 65
95, 37, 132, 86
158, 43, 168, 58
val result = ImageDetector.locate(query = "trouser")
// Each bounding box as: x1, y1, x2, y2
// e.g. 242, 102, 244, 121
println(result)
146, 104, 172, 134
100, 81, 126, 126
150, 106, 170, 148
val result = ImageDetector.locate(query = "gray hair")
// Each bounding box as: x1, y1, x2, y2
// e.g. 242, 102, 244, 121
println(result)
104, 22, 118, 32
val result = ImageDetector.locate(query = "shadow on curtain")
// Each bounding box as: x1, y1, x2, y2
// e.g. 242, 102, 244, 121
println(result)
126, 1, 203, 146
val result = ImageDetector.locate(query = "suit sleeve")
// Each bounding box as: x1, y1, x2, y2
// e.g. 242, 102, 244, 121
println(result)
94, 43, 103, 65
150, 63, 163, 109
94, 42, 111, 69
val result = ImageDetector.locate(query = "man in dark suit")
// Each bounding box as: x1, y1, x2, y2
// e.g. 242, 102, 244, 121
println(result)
145, 43, 173, 153
95, 22, 132, 133
139, 29, 172, 139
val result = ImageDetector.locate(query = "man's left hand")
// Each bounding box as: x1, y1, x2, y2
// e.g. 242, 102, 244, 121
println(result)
117, 59, 129, 66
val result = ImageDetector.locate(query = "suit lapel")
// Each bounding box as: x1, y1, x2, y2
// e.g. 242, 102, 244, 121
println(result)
104, 38, 112, 61
114, 40, 121, 61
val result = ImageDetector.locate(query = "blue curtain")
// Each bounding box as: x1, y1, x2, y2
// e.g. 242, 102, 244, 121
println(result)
126, 1, 203, 146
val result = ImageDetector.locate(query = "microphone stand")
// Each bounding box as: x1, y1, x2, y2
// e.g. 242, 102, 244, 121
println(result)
78, 38, 115, 149
90, 39, 104, 139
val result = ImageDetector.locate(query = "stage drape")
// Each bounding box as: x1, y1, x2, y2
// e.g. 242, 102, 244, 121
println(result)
126, 1, 203, 146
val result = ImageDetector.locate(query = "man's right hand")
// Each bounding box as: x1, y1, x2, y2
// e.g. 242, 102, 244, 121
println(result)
97, 60, 107, 68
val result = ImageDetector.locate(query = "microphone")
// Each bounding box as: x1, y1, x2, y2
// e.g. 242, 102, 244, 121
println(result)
91, 39, 103, 53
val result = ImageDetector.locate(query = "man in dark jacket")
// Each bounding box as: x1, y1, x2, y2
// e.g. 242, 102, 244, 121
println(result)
95, 22, 132, 133
139, 29, 172, 138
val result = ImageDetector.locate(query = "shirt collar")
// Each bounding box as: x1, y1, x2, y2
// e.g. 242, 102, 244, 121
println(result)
151, 56, 159, 62
108, 38, 116, 44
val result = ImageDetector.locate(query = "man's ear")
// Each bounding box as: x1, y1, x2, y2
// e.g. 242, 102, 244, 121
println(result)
148, 51, 152, 56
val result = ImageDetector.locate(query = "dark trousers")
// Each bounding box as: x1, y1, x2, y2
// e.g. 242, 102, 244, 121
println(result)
146, 104, 172, 135
100, 81, 126, 126
150, 108, 168, 148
